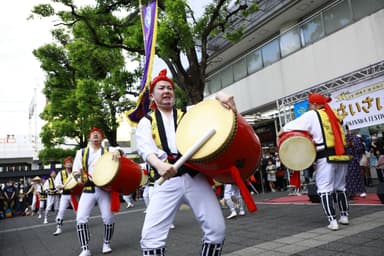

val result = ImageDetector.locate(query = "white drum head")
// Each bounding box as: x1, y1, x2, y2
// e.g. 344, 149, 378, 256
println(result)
279, 136, 316, 170
92, 152, 120, 187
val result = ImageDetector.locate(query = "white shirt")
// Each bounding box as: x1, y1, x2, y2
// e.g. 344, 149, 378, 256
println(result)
43, 178, 53, 191
135, 109, 177, 162
73, 146, 105, 177
54, 170, 70, 187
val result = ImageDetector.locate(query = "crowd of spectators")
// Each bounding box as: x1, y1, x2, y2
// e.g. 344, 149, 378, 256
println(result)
1, 130, 383, 220
0, 177, 35, 219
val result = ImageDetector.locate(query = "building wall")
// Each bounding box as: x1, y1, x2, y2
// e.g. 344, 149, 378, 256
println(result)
219, 9, 384, 114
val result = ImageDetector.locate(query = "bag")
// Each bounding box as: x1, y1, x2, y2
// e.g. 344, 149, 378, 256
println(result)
359, 152, 368, 167
5, 208, 12, 218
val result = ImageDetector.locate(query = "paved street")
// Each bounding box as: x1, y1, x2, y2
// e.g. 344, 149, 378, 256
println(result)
1, 189, 383, 256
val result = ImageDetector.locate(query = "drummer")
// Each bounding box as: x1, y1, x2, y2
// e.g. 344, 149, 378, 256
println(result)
72, 127, 123, 256
52, 156, 77, 236
279, 93, 350, 231
135, 69, 237, 256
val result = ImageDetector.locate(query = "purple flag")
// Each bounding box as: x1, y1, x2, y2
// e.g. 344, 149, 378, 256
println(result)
128, 0, 158, 123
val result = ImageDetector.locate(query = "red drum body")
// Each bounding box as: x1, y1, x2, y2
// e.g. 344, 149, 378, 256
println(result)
176, 100, 262, 184
63, 173, 83, 195
278, 131, 316, 170
92, 152, 146, 195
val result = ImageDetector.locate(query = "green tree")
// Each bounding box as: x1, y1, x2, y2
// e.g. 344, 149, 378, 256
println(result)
31, 0, 258, 105
33, 26, 139, 157
31, 0, 257, 161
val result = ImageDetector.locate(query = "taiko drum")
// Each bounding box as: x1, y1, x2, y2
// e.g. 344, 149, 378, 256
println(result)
63, 173, 83, 195
175, 99, 262, 184
278, 131, 316, 170
92, 152, 147, 195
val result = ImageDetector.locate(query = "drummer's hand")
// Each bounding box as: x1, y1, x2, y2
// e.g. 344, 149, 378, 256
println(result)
158, 162, 177, 180
215, 91, 237, 112
112, 150, 123, 160
56, 184, 64, 190
73, 170, 84, 185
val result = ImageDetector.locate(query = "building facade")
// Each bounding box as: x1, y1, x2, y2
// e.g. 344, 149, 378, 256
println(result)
204, 0, 384, 147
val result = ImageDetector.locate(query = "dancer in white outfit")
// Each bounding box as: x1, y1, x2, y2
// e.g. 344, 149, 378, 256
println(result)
52, 156, 78, 236
136, 69, 237, 255
43, 170, 60, 224
72, 127, 123, 256
280, 93, 351, 231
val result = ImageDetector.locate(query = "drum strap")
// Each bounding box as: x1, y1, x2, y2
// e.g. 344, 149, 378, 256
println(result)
316, 147, 348, 160
60, 170, 71, 194
47, 177, 56, 195
155, 108, 179, 155
316, 148, 336, 159
147, 109, 198, 178
82, 186, 95, 193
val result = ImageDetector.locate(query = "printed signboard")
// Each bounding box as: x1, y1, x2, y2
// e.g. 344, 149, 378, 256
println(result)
329, 76, 384, 130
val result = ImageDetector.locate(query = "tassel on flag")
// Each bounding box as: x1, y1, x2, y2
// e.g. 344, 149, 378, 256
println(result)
128, 0, 158, 124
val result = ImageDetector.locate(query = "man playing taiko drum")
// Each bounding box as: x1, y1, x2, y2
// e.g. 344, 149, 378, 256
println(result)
280, 93, 351, 231
52, 156, 77, 236
136, 69, 237, 256
72, 127, 122, 256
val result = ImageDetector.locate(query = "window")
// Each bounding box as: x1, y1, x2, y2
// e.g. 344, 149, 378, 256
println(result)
262, 38, 280, 67
206, 73, 221, 94
247, 50, 263, 74
233, 58, 247, 81
221, 65, 234, 87
323, 0, 352, 35
351, 0, 384, 20
280, 27, 302, 57
301, 14, 324, 45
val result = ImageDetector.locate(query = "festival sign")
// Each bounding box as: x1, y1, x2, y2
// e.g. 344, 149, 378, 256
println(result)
329, 76, 384, 130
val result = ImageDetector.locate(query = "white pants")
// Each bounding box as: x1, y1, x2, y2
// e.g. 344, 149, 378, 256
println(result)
76, 187, 114, 225
56, 194, 75, 221
142, 185, 154, 207
315, 158, 348, 193
123, 194, 134, 205
31, 194, 39, 211
223, 184, 240, 200
45, 195, 60, 218
141, 173, 225, 249
38, 200, 46, 215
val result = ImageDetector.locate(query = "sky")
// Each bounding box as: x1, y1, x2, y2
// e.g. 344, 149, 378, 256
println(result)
0, 0, 207, 137
0, 1, 53, 136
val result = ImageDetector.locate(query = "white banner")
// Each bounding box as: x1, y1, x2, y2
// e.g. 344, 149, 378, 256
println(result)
329, 76, 384, 130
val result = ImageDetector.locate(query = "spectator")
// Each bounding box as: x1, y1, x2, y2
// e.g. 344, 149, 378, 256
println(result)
3, 179, 17, 217
345, 127, 367, 198
0, 184, 5, 219
15, 178, 27, 216
266, 159, 277, 192
376, 149, 384, 183
368, 146, 378, 185
359, 142, 371, 187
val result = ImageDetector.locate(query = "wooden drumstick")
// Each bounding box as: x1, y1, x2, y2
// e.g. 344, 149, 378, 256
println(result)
157, 128, 216, 185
